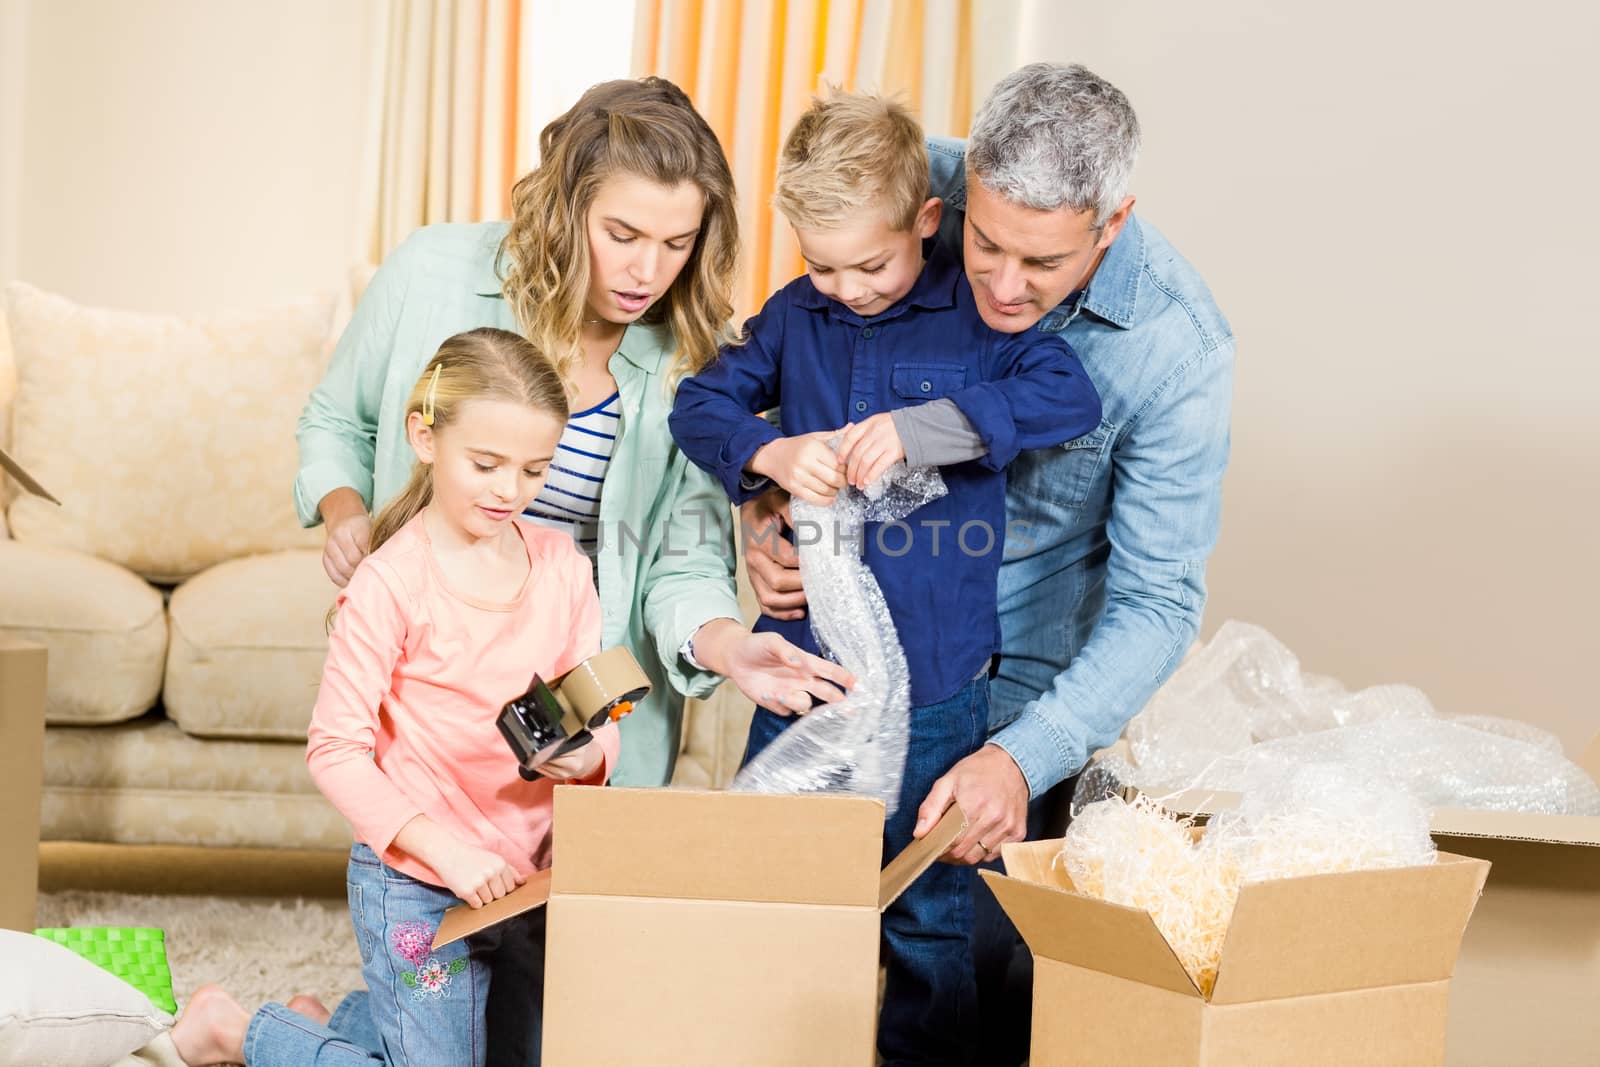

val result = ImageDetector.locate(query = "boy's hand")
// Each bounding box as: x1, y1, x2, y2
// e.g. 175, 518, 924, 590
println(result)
749, 431, 847, 507
835, 414, 906, 490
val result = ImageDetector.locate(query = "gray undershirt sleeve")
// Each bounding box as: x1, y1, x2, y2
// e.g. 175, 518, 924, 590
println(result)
892, 399, 987, 467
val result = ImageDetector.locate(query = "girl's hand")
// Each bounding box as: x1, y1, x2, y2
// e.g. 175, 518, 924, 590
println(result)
535, 741, 605, 782
749, 432, 847, 507
835, 413, 907, 490
432, 839, 525, 909
723, 630, 855, 716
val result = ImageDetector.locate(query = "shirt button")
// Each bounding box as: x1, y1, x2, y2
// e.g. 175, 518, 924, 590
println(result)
862, 327, 876, 338
855, 400, 868, 413
920, 380, 932, 393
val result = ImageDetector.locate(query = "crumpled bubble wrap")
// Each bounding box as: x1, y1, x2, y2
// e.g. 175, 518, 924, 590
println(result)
731, 458, 946, 816
1120, 620, 1600, 815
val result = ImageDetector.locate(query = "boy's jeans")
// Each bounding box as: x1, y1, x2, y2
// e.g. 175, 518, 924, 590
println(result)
243, 843, 547, 1066
742, 675, 989, 1067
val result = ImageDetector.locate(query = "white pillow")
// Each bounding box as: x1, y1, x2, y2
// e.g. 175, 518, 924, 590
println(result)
0, 930, 171, 1067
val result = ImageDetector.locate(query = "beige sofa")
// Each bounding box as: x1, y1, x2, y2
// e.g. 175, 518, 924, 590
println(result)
0, 281, 754, 853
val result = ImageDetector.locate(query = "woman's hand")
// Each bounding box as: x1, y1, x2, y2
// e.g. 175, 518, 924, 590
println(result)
749, 431, 847, 507
690, 620, 855, 715
319, 487, 373, 587
835, 413, 906, 490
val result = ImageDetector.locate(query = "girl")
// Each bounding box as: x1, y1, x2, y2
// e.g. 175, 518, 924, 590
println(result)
296, 77, 852, 790
173, 329, 602, 1065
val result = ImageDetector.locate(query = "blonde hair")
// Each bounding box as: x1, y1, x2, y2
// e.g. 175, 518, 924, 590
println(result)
498, 77, 739, 386
773, 88, 930, 232
370, 328, 569, 556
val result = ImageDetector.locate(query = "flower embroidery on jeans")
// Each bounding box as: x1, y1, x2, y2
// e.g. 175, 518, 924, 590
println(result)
391, 920, 467, 999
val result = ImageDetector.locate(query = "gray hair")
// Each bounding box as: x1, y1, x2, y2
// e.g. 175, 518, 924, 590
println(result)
968, 63, 1141, 227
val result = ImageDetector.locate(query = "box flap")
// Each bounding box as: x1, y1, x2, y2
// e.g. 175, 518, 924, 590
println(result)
878, 804, 966, 912
1163, 786, 1600, 848
551, 786, 884, 907
1209, 852, 1490, 1005
431, 866, 552, 949
1579, 732, 1600, 781
998, 839, 1074, 890
0, 444, 59, 505
1428, 807, 1600, 847
978, 869, 1202, 998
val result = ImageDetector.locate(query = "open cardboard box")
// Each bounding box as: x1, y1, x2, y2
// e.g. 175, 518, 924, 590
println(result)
981, 834, 1490, 1066
0, 444, 53, 931
1140, 731, 1600, 1067
435, 786, 967, 1067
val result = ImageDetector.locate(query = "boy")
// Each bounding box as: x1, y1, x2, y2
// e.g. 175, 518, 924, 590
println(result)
668, 91, 1101, 1066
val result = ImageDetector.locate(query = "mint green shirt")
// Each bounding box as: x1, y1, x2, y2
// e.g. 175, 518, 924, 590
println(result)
294, 222, 742, 786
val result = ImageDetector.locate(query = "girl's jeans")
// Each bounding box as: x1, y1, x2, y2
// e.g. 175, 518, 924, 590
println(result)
742, 675, 990, 1067
242, 843, 547, 1066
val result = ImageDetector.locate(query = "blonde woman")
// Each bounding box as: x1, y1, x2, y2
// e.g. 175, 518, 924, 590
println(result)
296, 78, 851, 795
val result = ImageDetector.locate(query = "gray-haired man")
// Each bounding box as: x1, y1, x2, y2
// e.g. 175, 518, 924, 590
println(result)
744, 62, 1234, 1063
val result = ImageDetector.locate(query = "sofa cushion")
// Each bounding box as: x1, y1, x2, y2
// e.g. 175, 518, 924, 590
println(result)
42, 717, 350, 850
0, 541, 166, 725
0, 930, 171, 1067
165, 550, 334, 740
2, 281, 332, 583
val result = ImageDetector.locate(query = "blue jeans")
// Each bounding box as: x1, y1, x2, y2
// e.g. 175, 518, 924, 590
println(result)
742, 676, 990, 1067
242, 843, 547, 1066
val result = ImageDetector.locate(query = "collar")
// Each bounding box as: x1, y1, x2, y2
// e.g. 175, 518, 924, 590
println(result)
791, 242, 963, 322
612, 319, 670, 375
473, 250, 506, 298
1071, 212, 1143, 331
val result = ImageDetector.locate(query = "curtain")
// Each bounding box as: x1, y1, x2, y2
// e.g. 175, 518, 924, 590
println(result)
632, 0, 974, 318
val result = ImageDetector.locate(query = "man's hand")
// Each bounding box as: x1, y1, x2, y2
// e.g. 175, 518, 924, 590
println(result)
749, 431, 847, 507
835, 413, 907, 490
914, 744, 1030, 865
740, 490, 806, 620
319, 487, 372, 587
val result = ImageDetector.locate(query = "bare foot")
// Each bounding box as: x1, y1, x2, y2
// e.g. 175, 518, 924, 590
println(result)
170, 985, 250, 1066
286, 993, 332, 1027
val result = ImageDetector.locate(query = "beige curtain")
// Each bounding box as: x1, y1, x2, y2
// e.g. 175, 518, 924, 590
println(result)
357, 0, 528, 264
632, 0, 974, 319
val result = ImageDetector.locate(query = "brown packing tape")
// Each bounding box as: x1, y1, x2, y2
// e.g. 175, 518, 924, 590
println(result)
432, 867, 552, 950
0, 443, 59, 505
878, 803, 967, 912
556, 646, 650, 721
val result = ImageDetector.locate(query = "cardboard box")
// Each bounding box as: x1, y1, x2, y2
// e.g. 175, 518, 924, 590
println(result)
1147, 733, 1600, 1066
435, 786, 966, 1067
981, 838, 1489, 1067
0, 639, 47, 931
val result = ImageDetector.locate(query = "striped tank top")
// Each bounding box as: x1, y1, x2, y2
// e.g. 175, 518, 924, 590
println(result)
521, 391, 619, 556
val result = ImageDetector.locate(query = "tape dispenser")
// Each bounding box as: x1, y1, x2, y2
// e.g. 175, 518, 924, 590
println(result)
497, 646, 651, 779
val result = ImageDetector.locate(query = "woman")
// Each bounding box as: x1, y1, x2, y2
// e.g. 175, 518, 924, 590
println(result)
296, 77, 850, 790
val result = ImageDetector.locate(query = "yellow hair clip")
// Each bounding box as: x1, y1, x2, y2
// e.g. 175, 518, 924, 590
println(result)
422, 364, 443, 426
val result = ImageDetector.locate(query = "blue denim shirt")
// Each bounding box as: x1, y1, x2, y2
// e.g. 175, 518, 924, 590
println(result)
926, 137, 1236, 797
671, 246, 1101, 706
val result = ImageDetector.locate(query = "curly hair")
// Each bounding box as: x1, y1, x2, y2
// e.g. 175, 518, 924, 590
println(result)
498, 77, 739, 387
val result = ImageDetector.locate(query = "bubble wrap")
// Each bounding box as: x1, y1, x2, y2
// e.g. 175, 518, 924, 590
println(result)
1122, 620, 1600, 815
731, 459, 947, 815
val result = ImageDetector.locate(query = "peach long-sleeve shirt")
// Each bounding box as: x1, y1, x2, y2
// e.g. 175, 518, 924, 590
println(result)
307, 513, 611, 887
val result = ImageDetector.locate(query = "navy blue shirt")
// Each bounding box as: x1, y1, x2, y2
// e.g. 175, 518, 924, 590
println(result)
670, 248, 1102, 706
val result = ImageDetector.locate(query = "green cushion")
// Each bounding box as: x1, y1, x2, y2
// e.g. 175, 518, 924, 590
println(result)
33, 928, 176, 1013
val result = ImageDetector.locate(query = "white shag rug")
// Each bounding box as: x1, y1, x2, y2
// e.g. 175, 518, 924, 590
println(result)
36, 891, 366, 1013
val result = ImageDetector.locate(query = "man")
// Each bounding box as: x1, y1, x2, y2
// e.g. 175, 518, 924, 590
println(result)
741, 62, 1234, 1063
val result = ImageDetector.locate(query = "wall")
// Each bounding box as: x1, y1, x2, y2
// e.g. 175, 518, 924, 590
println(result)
976, 0, 1599, 752
8, 0, 378, 314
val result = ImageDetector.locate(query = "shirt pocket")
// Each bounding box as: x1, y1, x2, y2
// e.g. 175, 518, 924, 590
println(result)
891, 362, 969, 405
1039, 418, 1115, 510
